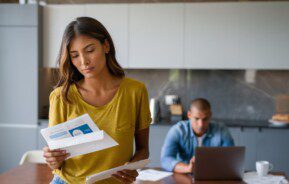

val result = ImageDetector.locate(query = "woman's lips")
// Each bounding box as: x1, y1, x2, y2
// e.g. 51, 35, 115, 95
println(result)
83, 67, 95, 73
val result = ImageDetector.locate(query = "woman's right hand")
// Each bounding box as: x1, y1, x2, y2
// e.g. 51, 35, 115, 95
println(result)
43, 146, 70, 170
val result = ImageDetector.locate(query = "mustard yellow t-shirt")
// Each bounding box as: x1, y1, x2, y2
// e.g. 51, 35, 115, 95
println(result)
48, 77, 152, 184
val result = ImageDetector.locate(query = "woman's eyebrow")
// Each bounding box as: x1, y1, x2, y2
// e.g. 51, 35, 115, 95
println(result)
83, 43, 95, 50
70, 43, 95, 53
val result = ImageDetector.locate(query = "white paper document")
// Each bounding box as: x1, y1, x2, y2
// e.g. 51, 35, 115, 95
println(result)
86, 159, 150, 184
136, 169, 173, 181
41, 114, 118, 159
243, 172, 289, 184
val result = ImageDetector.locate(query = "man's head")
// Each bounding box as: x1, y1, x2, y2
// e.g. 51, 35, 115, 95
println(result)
187, 98, 212, 137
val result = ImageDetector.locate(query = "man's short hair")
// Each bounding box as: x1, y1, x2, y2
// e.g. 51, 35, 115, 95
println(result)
190, 98, 211, 112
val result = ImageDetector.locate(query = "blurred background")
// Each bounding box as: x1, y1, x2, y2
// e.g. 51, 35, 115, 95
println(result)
1, 0, 289, 176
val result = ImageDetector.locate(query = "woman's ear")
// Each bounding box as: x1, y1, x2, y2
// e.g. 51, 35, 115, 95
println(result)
103, 39, 110, 54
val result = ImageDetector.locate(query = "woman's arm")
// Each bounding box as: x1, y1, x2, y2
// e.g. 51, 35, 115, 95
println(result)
112, 83, 151, 183
112, 127, 149, 184
130, 127, 150, 162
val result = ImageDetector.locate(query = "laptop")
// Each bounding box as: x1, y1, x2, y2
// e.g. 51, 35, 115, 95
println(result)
194, 146, 245, 180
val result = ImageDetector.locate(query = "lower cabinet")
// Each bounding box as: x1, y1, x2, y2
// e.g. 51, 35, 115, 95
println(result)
229, 127, 259, 171
149, 125, 171, 167
229, 127, 289, 176
256, 129, 289, 176
0, 127, 37, 173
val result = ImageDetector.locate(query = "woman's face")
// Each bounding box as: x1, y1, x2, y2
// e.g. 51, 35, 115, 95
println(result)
69, 35, 110, 79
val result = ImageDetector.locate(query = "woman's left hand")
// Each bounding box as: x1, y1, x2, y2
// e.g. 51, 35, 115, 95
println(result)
112, 169, 138, 184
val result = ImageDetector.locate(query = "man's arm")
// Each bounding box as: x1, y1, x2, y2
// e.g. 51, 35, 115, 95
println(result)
221, 125, 235, 146
161, 125, 193, 173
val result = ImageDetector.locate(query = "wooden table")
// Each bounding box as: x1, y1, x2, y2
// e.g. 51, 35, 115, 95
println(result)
0, 163, 287, 184
0, 163, 53, 184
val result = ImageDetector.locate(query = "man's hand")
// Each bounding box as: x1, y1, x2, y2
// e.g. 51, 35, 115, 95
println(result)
173, 156, 195, 173
43, 146, 70, 170
187, 156, 195, 173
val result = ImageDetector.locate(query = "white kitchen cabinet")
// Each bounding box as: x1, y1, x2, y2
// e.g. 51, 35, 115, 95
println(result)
184, 3, 240, 69
0, 27, 38, 125
184, 2, 289, 69
43, 5, 85, 68
237, 2, 289, 69
43, 2, 289, 69
85, 4, 129, 68
128, 3, 184, 69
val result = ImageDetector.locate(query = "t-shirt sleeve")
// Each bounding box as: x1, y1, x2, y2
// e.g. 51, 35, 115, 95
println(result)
136, 84, 152, 131
48, 89, 66, 127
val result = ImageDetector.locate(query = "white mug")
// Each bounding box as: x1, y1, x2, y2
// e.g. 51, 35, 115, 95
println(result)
256, 161, 273, 176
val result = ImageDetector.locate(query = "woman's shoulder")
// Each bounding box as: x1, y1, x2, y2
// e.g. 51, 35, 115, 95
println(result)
123, 77, 147, 92
49, 84, 77, 100
49, 86, 62, 100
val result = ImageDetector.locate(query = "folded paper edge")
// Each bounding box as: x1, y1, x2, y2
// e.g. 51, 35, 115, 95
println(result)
48, 130, 104, 149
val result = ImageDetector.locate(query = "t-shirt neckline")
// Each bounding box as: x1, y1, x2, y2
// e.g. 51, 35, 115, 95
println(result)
72, 77, 126, 110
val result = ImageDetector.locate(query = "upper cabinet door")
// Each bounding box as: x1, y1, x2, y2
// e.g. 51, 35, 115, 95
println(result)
185, 2, 289, 69
184, 3, 241, 69
238, 2, 289, 69
85, 4, 129, 68
129, 3, 184, 69
43, 2, 289, 69
43, 5, 85, 68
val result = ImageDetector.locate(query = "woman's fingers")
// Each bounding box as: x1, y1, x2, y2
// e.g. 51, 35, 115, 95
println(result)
43, 146, 61, 153
43, 146, 69, 170
45, 154, 69, 162
118, 171, 136, 182
43, 150, 67, 158
49, 162, 60, 168
50, 161, 60, 166
43, 146, 49, 152
122, 169, 139, 178
112, 170, 138, 183
43, 146, 66, 158
112, 173, 132, 184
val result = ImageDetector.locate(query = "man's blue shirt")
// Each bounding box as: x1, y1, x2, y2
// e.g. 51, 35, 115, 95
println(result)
160, 120, 235, 171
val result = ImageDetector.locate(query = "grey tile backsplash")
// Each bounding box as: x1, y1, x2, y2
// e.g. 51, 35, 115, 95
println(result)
39, 68, 289, 121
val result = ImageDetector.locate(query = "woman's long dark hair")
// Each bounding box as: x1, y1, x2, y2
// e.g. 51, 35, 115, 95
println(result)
55, 17, 125, 103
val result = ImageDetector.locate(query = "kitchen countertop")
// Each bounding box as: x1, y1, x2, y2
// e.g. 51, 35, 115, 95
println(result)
38, 118, 289, 129
151, 118, 289, 129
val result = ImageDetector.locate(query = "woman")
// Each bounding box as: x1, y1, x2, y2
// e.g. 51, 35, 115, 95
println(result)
43, 17, 151, 184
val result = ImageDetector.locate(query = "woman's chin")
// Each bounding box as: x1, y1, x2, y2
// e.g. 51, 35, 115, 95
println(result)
83, 73, 96, 79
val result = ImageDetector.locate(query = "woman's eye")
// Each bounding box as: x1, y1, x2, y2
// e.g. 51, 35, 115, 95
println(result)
71, 55, 78, 58
87, 49, 94, 53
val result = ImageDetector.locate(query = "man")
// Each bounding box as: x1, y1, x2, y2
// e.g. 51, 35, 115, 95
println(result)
161, 98, 234, 173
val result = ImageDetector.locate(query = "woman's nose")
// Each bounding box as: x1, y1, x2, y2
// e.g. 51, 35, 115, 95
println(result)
80, 55, 89, 66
